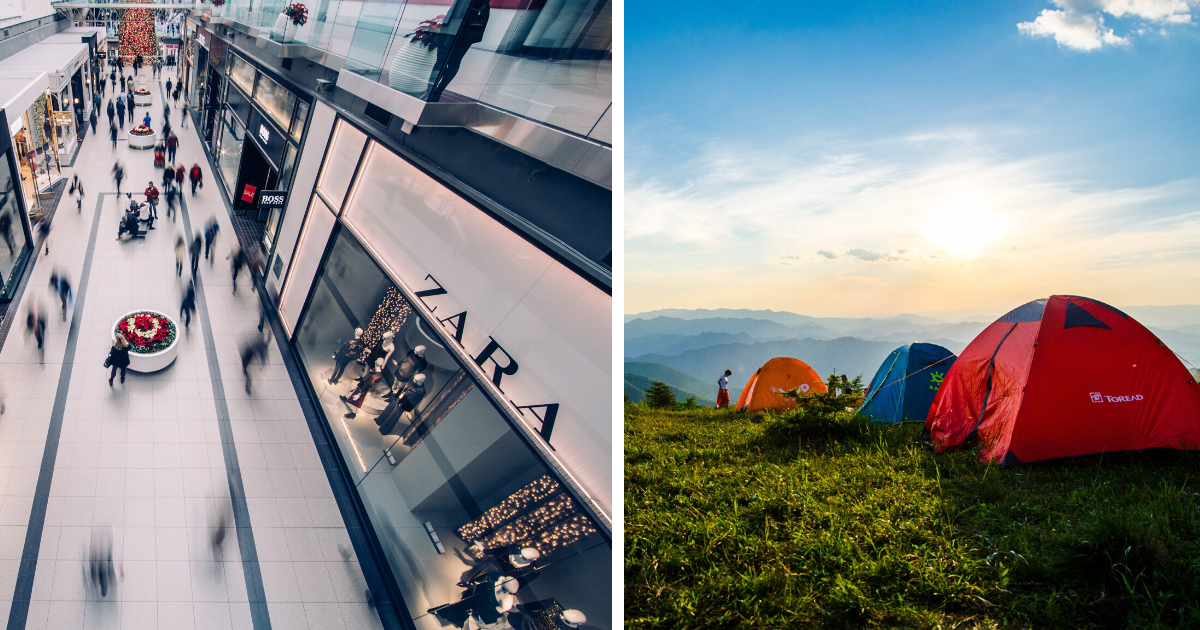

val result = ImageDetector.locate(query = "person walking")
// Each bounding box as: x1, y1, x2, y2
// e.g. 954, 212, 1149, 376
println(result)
189, 232, 202, 279
166, 78, 173, 95
163, 102, 171, 128
717, 369, 732, 409
239, 332, 270, 394
109, 120, 118, 149
180, 280, 196, 330
229, 246, 246, 294
106, 100, 114, 127
92, 92, 101, 116
189, 163, 202, 196
106, 336, 130, 385
119, 75, 125, 92
115, 96, 125, 127
112, 162, 124, 196
143, 182, 159, 229
180, 99, 188, 128
165, 131, 178, 163
27, 302, 45, 363
89, 109, 97, 135
49, 272, 73, 321
204, 218, 219, 261
174, 236, 187, 277
175, 164, 185, 194
71, 174, 84, 212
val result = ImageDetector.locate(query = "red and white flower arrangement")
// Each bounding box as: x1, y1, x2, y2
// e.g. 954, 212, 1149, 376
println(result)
130, 124, 154, 135
117, 312, 176, 354
134, 88, 151, 95
211, 0, 225, 6
284, 3, 308, 26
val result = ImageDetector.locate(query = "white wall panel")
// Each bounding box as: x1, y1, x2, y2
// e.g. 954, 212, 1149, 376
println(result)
279, 196, 337, 336
266, 98, 337, 300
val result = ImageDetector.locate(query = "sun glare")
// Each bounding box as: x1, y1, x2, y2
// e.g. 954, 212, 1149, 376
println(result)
925, 194, 1002, 256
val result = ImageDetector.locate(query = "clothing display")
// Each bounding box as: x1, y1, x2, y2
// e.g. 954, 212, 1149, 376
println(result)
342, 359, 385, 417
330, 327, 364, 384
378, 374, 427, 435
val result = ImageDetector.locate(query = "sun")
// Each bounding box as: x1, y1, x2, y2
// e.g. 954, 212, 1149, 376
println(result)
924, 194, 1003, 256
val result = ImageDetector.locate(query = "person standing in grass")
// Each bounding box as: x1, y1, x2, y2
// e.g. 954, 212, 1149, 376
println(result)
717, 369, 732, 409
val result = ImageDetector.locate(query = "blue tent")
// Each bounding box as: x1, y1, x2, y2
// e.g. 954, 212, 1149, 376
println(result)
856, 343, 957, 424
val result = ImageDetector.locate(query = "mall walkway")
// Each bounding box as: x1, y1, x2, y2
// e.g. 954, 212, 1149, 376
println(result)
0, 70, 384, 630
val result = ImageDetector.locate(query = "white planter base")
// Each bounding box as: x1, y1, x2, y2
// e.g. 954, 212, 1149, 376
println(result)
113, 311, 180, 372
128, 131, 156, 149
134, 93, 152, 106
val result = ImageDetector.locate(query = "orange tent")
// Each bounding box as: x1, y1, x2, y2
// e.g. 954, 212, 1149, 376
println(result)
736, 357, 827, 412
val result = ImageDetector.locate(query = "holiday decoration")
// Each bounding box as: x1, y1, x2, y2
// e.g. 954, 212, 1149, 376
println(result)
129, 124, 154, 136
116, 311, 176, 354
133, 88, 151, 95
118, 0, 159, 65
358, 287, 412, 363
284, 3, 308, 26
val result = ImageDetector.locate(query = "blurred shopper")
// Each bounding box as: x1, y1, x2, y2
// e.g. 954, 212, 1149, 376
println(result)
107, 335, 130, 385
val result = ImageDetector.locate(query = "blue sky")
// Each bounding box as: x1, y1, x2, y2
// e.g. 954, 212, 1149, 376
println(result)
625, 1, 1200, 317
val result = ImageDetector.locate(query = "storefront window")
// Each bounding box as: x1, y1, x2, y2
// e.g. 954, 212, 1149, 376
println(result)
0, 149, 29, 297
253, 72, 296, 131
294, 228, 610, 630
217, 107, 245, 199
229, 53, 256, 95
290, 99, 309, 141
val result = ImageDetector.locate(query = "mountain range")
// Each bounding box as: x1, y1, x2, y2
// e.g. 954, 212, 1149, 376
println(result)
625, 307, 1200, 402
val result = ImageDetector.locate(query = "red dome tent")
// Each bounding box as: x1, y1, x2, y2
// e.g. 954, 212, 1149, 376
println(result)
926, 295, 1200, 465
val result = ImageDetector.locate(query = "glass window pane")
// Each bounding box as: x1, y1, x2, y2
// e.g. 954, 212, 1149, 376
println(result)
279, 143, 297, 191
229, 53, 256, 95
294, 229, 611, 629
253, 72, 297, 130
315, 120, 366, 210
290, 100, 309, 141
217, 108, 245, 199
0, 151, 28, 297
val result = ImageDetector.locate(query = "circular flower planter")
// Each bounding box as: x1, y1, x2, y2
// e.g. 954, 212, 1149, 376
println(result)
113, 310, 179, 372
128, 125, 156, 149
134, 89, 153, 106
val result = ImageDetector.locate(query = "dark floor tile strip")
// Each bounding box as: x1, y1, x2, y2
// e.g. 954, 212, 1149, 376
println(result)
178, 193, 273, 630
188, 100, 406, 630
5, 191, 107, 630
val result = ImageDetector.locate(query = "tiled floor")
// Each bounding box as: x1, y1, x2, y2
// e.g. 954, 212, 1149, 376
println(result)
0, 69, 383, 630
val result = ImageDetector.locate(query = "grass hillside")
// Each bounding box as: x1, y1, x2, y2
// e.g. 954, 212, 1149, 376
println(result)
625, 373, 716, 407
626, 404, 1200, 629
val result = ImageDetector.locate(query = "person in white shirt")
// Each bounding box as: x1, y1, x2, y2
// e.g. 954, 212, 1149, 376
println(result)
717, 369, 732, 409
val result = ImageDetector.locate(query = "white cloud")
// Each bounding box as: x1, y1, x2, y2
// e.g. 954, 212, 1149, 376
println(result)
816, 250, 838, 259
1018, 9, 1130, 50
1018, 0, 1195, 50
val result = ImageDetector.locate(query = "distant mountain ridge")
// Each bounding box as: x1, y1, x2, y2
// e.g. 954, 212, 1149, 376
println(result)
624, 362, 717, 406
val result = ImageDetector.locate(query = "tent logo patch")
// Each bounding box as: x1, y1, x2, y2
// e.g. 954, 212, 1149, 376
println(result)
1090, 392, 1144, 403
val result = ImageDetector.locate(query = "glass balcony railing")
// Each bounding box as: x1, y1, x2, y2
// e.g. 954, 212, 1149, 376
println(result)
217, 0, 611, 145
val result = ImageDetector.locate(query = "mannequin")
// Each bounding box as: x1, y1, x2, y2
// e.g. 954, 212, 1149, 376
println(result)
384, 345, 427, 401
341, 358, 385, 419
329, 327, 364, 384
377, 373, 426, 435
367, 329, 397, 367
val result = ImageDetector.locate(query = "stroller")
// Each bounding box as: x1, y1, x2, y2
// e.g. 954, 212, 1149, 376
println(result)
153, 142, 166, 168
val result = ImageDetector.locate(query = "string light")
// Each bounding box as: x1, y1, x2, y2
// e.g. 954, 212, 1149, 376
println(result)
457, 475, 599, 560
358, 286, 411, 363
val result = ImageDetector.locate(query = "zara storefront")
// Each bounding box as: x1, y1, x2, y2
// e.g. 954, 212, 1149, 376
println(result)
274, 114, 612, 630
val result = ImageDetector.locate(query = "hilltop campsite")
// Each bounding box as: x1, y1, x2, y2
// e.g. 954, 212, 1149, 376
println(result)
625, 301, 1200, 628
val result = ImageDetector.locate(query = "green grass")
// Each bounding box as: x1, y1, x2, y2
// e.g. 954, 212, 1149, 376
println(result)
625, 404, 1200, 629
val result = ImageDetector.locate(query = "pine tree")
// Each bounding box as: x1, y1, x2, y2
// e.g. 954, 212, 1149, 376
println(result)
644, 381, 677, 409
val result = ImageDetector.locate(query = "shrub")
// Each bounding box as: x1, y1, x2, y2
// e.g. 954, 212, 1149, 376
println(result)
643, 381, 676, 409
